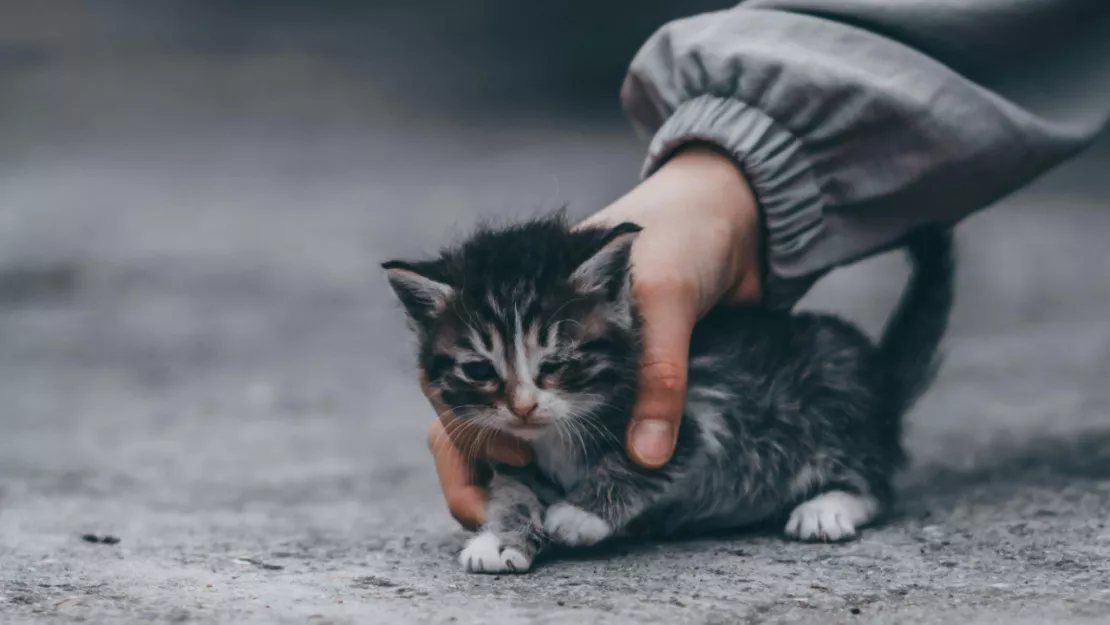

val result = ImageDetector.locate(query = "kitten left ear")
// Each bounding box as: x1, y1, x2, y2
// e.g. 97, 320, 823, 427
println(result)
570, 222, 642, 297
381, 259, 454, 328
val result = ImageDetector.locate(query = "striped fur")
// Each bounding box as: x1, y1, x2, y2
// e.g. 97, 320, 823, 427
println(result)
383, 215, 954, 573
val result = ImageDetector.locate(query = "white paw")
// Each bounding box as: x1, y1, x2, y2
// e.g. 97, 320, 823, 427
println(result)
543, 503, 612, 547
458, 532, 531, 574
785, 491, 878, 542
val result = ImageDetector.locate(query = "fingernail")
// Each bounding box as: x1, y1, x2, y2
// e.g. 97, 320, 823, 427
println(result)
631, 420, 673, 465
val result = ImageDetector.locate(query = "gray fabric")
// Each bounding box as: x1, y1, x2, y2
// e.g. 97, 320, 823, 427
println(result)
621, 0, 1110, 308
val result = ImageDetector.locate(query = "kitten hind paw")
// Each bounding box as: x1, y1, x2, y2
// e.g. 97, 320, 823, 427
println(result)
543, 502, 612, 547
458, 532, 532, 574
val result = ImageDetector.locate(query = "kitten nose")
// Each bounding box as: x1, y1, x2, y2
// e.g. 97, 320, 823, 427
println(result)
510, 398, 538, 420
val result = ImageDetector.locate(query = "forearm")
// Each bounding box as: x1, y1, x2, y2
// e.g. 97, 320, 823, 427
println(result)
623, 0, 1110, 308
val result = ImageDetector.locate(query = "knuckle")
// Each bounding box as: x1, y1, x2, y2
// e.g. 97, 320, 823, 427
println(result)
445, 497, 472, 523
634, 270, 693, 301
639, 359, 686, 395
444, 492, 469, 515
450, 512, 475, 531
445, 494, 482, 530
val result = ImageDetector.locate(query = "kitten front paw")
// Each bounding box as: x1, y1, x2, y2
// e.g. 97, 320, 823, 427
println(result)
543, 502, 612, 547
458, 532, 532, 574
785, 491, 876, 542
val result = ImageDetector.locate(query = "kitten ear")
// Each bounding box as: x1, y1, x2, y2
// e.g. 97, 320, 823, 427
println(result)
381, 259, 454, 327
570, 222, 642, 297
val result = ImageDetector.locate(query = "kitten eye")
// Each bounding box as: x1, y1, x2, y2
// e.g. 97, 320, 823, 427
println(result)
539, 361, 567, 378
460, 361, 497, 382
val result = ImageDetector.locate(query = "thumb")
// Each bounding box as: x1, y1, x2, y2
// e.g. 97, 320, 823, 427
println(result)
626, 284, 695, 469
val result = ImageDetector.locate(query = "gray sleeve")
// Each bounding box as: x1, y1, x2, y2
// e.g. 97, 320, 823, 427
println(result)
622, 0, 1109, 308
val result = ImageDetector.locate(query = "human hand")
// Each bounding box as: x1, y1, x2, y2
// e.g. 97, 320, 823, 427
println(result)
578, 146, 762, 467
423, 373, 531, 530
426, 145, 762, 527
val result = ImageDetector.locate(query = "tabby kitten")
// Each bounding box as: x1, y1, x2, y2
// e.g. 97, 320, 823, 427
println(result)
383, 215, 953, 574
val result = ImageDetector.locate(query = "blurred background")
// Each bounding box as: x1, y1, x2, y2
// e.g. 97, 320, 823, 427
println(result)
1, 1, 1109, 622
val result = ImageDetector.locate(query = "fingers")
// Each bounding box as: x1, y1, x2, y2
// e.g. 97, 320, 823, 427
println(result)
427, 420, 486, 530
421, 374, 532, 531
625, 274, 697, 469
440, 413, 532, 467
420, 375, 531, 467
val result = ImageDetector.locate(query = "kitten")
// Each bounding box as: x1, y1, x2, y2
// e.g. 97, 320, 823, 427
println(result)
383, 214, 953, 574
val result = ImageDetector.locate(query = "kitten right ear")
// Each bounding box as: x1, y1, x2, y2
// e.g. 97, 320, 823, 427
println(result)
381, 259, 454, 327
570, 222, 642, 298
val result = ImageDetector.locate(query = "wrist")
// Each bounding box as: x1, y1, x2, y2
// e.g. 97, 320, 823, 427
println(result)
657, 146, 763, 303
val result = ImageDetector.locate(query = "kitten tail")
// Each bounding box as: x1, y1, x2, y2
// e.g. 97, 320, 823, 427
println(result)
878, 225, 956, 417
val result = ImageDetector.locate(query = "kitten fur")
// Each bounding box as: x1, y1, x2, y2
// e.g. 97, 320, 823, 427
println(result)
383, 214, 954, 574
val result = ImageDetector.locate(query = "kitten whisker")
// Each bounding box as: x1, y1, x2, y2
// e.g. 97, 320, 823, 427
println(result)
384, 215, 953, 573
579, 414, 620, 448
435, 418, 484, 458
546, 295, 590, 324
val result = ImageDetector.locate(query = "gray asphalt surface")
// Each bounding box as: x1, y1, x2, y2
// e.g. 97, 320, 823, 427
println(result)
2, 6, 1110, 625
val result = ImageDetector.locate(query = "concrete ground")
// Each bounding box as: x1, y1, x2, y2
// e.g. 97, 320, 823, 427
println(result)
2, 6, 1110, 624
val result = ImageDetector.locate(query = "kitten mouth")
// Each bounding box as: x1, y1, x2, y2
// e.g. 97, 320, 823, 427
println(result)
507, 422, 549, 437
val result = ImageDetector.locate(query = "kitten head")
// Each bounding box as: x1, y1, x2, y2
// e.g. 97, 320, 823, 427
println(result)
383, 215, 641, 441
